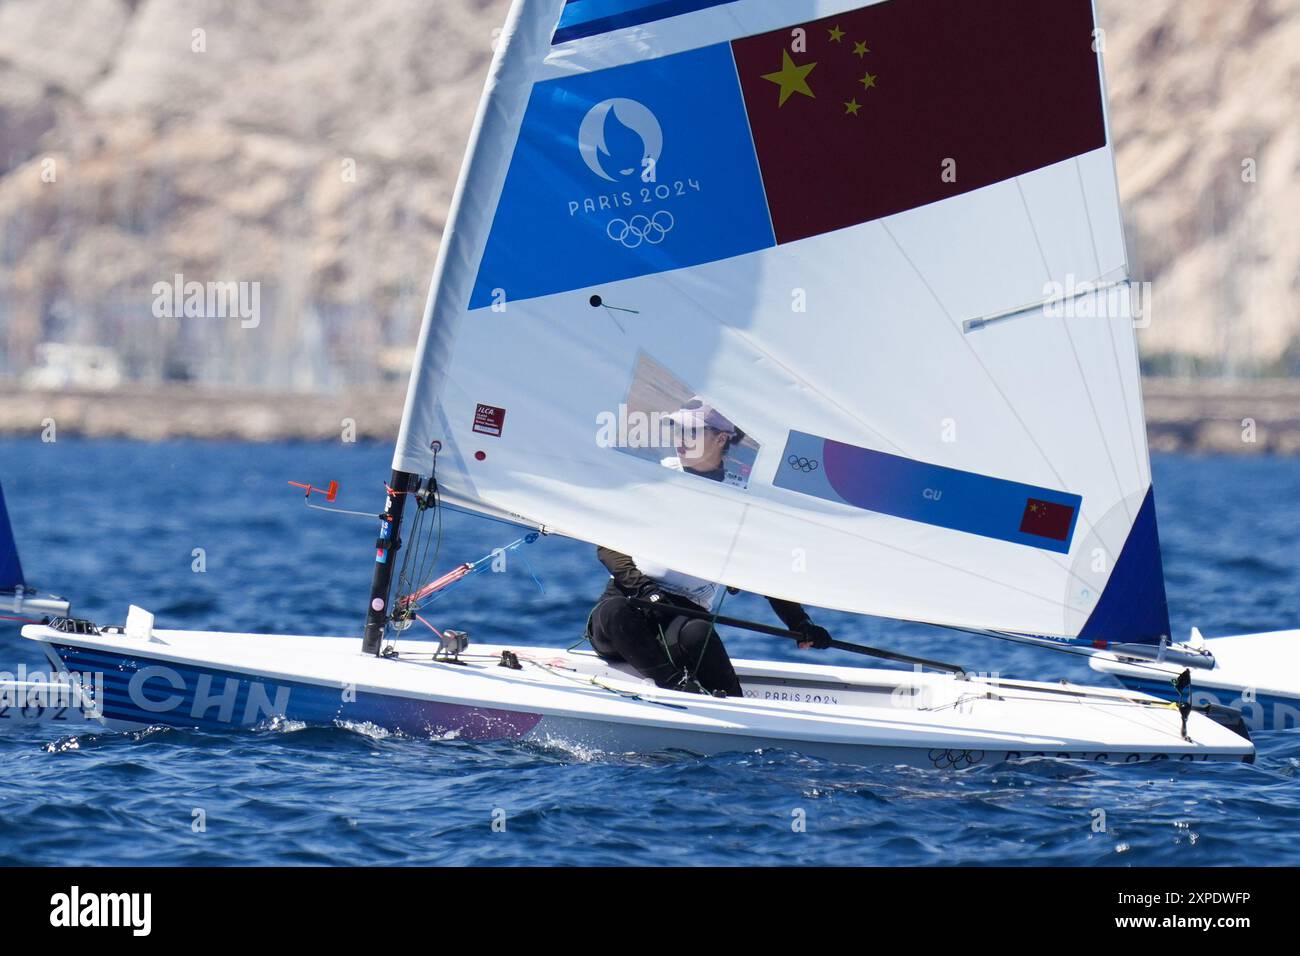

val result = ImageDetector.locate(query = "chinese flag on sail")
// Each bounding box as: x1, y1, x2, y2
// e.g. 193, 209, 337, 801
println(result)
731, 0, 1107, 244
1020, 498, 1075, 542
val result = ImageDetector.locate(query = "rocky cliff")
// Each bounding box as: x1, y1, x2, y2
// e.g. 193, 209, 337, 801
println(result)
0, 0, 1296, 386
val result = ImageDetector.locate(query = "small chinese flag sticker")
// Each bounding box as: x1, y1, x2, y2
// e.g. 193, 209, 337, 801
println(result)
1019, 498, 1074, 541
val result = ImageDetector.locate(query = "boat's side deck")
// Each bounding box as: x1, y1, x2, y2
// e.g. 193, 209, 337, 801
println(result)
398, 643, 1248, 754
500, 646, 931, 710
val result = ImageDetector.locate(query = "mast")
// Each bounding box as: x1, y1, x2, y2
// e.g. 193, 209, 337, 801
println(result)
361, 470, 418, 655
391, 0, 556, 478
364, 1, 549, 652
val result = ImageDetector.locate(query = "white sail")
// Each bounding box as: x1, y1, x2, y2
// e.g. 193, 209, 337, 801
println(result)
395, 0, 1169, 643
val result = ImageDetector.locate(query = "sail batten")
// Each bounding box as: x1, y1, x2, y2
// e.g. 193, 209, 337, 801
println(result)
395, 0, 1169, 643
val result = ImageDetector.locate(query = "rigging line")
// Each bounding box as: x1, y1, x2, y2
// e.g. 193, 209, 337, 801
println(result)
1074, 692, 1190, 741
690, 502, 751, 679
967, 675, 1179, 708
513, 546, 546, 595
391, 478, 445, 648
0, 612, 46, 625
511, 654, 695, 711
412, 614, 444, 640
962, 626, 1204, 681
417, 486, 445, 601
520, 656, 675, 705
425, 541, 542, 606
437, 496, 543, 531
389, 502, 425, 651
409, 495, 432, 585
427, 479, 446, 584
918, 693, 990, 714
918, 669, 1187, 713
690, 585, 730, 682
923, 689, 1177, 715
399, 477, 443, 621
401, 533, 542, 609
303, 502, 376, 519
1014, 178, 1133, 528
714, 502, 750, 596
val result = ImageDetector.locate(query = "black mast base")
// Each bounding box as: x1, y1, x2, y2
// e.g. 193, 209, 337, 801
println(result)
361, 469, 419, 656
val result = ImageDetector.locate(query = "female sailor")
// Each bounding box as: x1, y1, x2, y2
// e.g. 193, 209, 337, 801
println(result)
586, 399, 832, 696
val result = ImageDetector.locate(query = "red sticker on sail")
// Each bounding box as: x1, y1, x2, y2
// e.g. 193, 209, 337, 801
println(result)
472, 404, 506, 437
1019, 498, 1075, 542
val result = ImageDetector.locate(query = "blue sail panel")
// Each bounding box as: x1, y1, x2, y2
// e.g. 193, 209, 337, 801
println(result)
773, 431, 1083, 554
0, 482, 25, 590
1077, 486, 1170, 646
469, 41, 773, 309
553, 0, 740, 44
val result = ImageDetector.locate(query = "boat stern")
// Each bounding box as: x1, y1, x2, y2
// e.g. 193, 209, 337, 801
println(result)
1090, 627, 1300, 734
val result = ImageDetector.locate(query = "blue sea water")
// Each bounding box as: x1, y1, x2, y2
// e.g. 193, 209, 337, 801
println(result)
0, 438, 1297, 866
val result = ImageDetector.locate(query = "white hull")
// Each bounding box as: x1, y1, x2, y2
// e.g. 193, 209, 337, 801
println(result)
22, 616, 1252, 767
1091, 629, 1300, 733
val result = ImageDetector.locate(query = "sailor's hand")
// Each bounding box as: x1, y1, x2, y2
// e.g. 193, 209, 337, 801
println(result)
796, 620, 832, 650
635, 585, 671, 607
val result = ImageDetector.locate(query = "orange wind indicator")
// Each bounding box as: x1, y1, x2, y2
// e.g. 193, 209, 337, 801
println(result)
288, 479, 339, 502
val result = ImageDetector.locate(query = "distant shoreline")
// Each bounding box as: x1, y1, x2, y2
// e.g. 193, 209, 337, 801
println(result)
3, 381, 1299, 454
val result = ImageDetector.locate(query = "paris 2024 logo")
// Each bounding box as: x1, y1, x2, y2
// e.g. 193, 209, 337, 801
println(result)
571, 97, 699, 249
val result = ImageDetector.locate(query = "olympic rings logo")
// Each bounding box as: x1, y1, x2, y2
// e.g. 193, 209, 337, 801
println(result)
607, 210, 674, 248
787, 455, 819, 473
928, 748, 984, 769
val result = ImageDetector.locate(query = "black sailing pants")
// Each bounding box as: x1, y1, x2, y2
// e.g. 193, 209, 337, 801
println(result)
587, 593, 743, 698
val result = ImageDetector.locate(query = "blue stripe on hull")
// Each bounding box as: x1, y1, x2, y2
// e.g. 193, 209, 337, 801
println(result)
51, 644, 542, 739
1110, 674, 1300, 734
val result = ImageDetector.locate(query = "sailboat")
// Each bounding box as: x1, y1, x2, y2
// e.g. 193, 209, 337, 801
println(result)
1, 479, 70, 620
1088, 631, 1300, 733
2, 479, 89, 728
22, 0, 1258, 764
